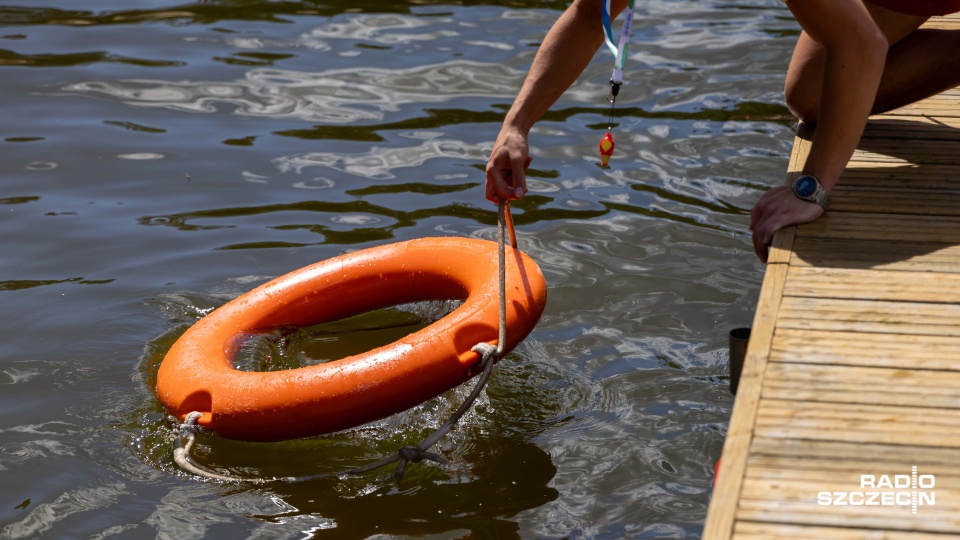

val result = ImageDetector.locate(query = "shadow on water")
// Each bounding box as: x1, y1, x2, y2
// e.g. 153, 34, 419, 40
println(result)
262, 441, 558, 540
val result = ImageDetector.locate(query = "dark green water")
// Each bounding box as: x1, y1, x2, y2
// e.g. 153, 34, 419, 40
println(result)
0, 1, 799, 538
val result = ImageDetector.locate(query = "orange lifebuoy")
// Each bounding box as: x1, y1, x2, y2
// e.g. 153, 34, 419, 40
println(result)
156, 237, 547, 442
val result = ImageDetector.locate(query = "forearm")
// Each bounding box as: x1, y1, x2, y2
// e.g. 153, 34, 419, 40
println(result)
502, 0, 622, 136
787, 0, 888, 190
805, 36, 886, 190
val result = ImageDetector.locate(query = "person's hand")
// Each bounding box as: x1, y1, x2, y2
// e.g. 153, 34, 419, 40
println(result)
750, 185, 825, 263
485, 127, 532, 203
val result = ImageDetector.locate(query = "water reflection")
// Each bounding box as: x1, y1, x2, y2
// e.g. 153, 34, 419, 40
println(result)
260, 441, 558, 540
0, 1, 572, 28
64, 61, 522, 123
0, 49, 183, 67
275, 139, 481, 179
136, 198, 616, 247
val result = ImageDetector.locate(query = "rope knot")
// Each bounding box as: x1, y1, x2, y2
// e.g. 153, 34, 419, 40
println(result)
178, 411, 203, 437
398, 446, 424, 463
393, 446, 446, 481
471, 342, 499, 364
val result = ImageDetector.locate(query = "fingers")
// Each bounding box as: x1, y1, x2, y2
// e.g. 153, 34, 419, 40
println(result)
485, 164, 528, 203
752, 210, 775, 263
749, 187, 781, 262
485, 150, 531, 203
749, 186, 825, 263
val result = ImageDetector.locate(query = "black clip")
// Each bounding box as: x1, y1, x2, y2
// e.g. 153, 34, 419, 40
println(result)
607, 80, 621, 103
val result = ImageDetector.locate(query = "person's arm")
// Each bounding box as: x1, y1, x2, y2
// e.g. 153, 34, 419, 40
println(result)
485, 0, 627, 202
750, 0, 888, 262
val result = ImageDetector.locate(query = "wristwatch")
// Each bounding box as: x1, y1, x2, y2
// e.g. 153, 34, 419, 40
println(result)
791, 175, 831, 210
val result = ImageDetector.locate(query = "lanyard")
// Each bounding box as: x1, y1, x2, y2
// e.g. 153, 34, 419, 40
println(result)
598, 0, 634, 166
602, 0, 635, 88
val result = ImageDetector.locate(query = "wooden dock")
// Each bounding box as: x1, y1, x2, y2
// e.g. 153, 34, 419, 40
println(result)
703, 14, 960, 539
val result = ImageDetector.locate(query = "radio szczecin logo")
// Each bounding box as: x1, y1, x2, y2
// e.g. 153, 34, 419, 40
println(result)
817, 466, 935, 514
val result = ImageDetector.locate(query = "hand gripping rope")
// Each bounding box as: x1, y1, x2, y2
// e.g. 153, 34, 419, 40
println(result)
172, 199, 518, 484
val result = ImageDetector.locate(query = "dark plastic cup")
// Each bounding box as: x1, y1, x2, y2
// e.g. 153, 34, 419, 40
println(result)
728, 328, 751, 396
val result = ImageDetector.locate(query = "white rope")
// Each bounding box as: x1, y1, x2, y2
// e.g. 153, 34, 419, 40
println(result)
173, 412, 290, 483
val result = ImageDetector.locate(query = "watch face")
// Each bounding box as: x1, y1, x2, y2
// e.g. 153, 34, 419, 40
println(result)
795, 176, 817, 197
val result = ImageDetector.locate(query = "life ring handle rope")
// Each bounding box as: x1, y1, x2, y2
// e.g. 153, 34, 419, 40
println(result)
173, 199, 517, 483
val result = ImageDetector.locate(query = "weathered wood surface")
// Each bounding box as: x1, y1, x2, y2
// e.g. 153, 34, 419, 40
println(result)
702, 13, 960, 540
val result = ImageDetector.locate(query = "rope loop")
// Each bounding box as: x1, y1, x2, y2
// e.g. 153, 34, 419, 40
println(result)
173, 412, 278, 484
178, 411, 202, 437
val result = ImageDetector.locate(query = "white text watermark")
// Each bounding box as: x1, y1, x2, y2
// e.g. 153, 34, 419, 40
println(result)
817, 466, 935, 514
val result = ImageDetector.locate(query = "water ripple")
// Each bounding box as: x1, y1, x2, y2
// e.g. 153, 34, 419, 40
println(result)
2, 484, 128, 539
62, 60, 522, 123
305, 13, 453, 44
274, 139, 481, 179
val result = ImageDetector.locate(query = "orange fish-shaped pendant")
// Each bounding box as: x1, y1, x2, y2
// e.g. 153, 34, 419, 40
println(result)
598, 131, 615, 167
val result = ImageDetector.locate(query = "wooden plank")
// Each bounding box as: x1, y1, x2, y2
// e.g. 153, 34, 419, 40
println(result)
862, 117, 960, 141
790, 238, 960, 272
850, 146, 960, 165
754, 420, 960, 447
785, 123, 814, 177
784, 266, 960, 303
885, 87, 960, 117
770, 328, 960, 371
885, 104, 960, 118
742, 469, 960, 500
829, 187, 960, 216
853, 140, 960, 154
735, 522, 954, 540
795, 212, 960, 243
758, 397, 960, 428
778, 295, 960, 319
840, 164, 960, 190
767, 226, 795, 264
763, 365, 960, 397
736, 495, 960, 531
747, 453, 960, 478
750, 437, 960, 464
925, 17, 960, 30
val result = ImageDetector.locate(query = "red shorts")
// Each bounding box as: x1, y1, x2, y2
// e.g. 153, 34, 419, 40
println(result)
865, 0, 960, 16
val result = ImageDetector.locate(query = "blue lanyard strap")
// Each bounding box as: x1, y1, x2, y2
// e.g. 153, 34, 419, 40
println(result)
602, 0, 635, 86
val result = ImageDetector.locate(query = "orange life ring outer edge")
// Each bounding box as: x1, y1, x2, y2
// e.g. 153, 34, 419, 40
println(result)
156, 237, 547, 441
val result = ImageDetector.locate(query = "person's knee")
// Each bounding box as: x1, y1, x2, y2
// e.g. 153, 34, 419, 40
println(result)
783, 34, 822, 123
783, 23, 887, 124
784, 82, 819, 123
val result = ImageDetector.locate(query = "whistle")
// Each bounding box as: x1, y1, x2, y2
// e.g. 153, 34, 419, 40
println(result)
598, 131, 615, 167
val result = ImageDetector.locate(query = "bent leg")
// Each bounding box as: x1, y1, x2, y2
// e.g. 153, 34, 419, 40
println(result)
871, 28, 960, 113
783, 2, 960, 122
